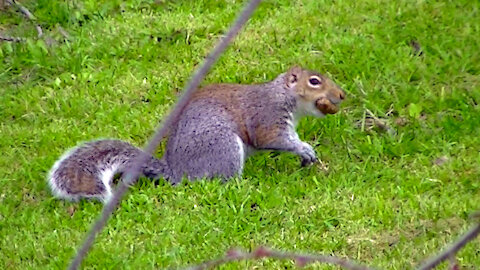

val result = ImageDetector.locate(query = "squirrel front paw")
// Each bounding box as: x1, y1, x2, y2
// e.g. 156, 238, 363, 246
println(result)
297, 142, 318, 167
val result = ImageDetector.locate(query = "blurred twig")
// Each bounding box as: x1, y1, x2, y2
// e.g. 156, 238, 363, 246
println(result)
184, 213, 480, 269
67, 1, 262, 269
183, 246, 375, 270
5, 0, 43, 38
417, 222, 480, 270
0, 35, 23, 42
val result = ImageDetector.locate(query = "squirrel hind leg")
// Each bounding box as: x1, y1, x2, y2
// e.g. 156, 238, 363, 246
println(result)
168, 133, 245, 183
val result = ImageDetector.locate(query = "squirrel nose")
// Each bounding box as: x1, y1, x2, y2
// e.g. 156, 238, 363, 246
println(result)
327, 88, 346, 105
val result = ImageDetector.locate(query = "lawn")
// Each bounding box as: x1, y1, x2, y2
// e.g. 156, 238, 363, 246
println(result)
0, 0, 479, 269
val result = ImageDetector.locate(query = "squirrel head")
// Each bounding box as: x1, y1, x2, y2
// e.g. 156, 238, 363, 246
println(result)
285, 66, 345, 117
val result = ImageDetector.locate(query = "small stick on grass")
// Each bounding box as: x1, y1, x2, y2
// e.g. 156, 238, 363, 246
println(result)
6, 0, 43, 38
0, 35, 23, 42
57, 25, 70, 40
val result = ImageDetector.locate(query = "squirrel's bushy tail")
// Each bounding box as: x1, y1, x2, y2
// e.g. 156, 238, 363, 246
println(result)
47, 139, 169, 203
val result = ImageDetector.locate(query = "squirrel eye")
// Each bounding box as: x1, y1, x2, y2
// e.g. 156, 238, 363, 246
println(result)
308, 77, 322, 86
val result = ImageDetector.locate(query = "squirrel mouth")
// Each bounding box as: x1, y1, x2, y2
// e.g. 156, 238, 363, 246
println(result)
315, 97, 340, 115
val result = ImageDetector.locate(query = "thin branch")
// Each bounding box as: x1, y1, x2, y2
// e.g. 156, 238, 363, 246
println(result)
57, 25, 70, 40
7, 0, 35, 20
6, 0, 43, 38
417, 223, 480, 270
35, 25, 43, 38
183, 246, 376, 270
0, 35, 24, 42
67, 1, 262, 269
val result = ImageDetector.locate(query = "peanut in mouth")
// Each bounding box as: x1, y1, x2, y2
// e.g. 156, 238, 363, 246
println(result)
315, 97, 339, 115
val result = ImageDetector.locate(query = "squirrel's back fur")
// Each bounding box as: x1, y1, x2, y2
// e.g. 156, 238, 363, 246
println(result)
48, 67, 345, 203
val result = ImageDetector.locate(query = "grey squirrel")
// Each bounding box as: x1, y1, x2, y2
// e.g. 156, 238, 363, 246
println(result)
48, 66, 345, 203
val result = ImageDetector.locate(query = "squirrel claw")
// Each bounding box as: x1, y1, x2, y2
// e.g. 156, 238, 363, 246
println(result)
298, 142, 317, 167
301, 157, 318, 167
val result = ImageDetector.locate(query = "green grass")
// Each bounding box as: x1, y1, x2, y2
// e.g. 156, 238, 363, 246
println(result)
1, 0, 479, 269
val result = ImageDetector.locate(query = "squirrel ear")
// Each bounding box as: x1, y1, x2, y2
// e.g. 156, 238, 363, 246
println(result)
285, 66, 302, 88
